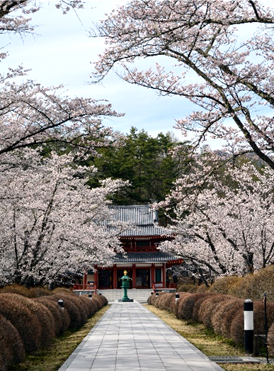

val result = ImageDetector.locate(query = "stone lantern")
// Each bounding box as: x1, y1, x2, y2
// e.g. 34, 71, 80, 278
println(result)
118, 270, 133, 302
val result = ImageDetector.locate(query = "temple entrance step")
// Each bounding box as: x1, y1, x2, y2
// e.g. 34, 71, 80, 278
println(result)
97, 289, 153, 303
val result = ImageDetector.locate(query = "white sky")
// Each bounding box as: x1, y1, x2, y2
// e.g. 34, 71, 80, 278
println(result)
1, 0, 194, 141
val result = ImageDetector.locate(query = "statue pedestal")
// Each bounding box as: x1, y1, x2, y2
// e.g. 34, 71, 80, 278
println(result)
118, 298, 134, 302
118, 287, 133, 302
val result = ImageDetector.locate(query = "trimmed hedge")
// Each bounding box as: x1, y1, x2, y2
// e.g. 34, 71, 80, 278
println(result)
211, 298, 243, 337
177, 293, 207, 321
0, 284, 51, 298
78, 296, 98, 318
155, 293, 176, 311
34, 297, 70, 335
230, 301, 274, 347
177, 284, 195, 292
47, 294, 85, 330
0, 313, 25, 370
147, 289, 274, 355
0, 293, 43, 353
268, 322, 274, 356
197, 295, 233, 329
209, 276, 242, 295
0, 287, 108, 370
172, 292, 191, 317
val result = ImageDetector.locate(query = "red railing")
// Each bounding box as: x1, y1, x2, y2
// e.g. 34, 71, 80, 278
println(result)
166, 283, 177, 288
73, 283, 96, 290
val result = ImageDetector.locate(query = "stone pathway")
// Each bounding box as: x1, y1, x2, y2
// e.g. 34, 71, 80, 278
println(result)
59, 301, 224, 371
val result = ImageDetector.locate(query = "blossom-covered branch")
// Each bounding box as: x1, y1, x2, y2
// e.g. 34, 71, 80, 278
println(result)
93, 0, 274, 168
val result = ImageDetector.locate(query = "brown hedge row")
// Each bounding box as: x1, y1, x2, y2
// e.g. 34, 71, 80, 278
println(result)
230, 301, 274, 347
155, 293, 176, 311
209, 276, 242, 295
178, 293, 210, 321
0, 293, 44, 353
0, 284, 51, 298
0, 313, 25, 371
147, 291, 274, 355
268, 323, 274, 356
0, 288, 108, 369
34, 297, 71, 335
211, 298, 243, 337
197, 295, 233, 329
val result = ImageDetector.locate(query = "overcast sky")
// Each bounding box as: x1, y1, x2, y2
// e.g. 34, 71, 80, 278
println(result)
0, 0, 199, 143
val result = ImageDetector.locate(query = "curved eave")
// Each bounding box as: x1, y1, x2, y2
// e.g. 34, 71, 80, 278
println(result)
114, 252, 182, 265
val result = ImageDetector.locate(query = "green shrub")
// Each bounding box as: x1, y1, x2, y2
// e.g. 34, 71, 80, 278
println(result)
229, 274, 253, 299
0, 293, 42, 353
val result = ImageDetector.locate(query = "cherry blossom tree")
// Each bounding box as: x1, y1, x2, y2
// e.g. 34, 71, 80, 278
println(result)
93, 0, 274, 168
157, 156, 274, 281
0, 1, 137, 287
0, 0, 123, 157
0, 149, 129, 286
0, 0, 134, 286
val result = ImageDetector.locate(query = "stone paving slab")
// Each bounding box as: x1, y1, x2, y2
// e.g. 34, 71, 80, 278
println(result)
59, 301, 224, 371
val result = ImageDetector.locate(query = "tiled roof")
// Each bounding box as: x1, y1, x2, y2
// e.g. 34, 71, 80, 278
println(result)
109, 205, 171, 237
114, 252, 180, 263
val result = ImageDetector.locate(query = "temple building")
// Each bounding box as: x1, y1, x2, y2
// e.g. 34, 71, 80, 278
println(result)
74, 205, 182, 291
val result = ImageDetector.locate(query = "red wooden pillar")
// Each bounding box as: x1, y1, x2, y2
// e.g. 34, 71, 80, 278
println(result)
94, 269, 98, 290
132, 264, 136, 288
151, 264, 155, 289
113, 265, 117, 289
83, 272, 87, 290
163, 263, 166, 288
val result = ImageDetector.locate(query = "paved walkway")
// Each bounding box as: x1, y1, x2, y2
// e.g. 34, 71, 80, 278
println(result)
59, 301, 224, 371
